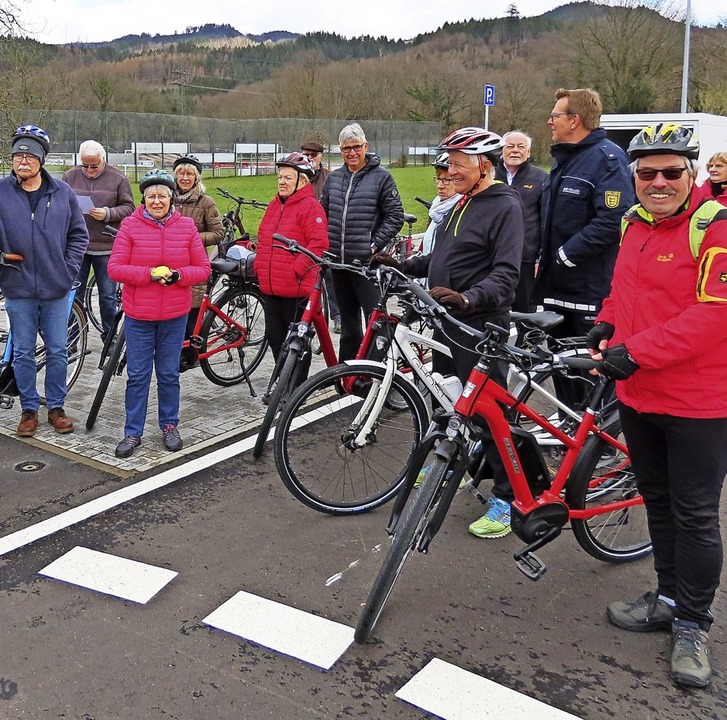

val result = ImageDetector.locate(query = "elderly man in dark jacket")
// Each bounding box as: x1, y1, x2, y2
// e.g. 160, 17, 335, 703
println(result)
321, 123, 404, 360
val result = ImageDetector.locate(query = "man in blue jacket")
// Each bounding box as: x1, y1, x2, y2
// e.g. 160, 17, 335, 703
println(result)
321, 123, 404, 360
534, 88, 634, 336
0, 125, 88, 437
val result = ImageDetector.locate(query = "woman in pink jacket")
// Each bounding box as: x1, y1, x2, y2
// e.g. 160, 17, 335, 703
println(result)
108, 169, 211, 459
254, 153, 329, 393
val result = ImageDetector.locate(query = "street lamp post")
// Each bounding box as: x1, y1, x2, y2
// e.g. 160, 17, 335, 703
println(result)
680, 0, 692, 112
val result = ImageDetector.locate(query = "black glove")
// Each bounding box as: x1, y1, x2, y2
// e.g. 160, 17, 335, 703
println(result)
601, 344, 639, 381
368, 252, 401, 270
162, 270, 181, 286
429, 286, 468, 312
585, 321, 615, 352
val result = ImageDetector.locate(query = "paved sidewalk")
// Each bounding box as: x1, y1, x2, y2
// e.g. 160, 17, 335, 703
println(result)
0, 322, 337, 478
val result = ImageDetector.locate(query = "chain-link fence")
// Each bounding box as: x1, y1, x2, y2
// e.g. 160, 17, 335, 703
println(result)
2, 110, 442, 180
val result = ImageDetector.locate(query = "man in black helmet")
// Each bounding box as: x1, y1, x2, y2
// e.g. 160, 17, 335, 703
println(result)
0, 125, 88, 436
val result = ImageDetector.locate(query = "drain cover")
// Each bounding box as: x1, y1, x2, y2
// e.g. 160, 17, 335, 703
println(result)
14, 460, 46, 472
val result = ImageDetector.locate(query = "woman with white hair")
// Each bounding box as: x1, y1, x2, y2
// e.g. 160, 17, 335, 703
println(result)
108, 170, 210, 459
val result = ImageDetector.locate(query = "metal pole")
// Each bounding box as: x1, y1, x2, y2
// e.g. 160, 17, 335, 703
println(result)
680, 0, 692, 113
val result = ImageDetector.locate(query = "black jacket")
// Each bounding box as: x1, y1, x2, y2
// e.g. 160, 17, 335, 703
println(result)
321, 154, 404, 263
494, 160, 547, 264
403, 181, 524, 320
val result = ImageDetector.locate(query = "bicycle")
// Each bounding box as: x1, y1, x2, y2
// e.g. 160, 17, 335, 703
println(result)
0, 252, 89, 409
252, 234, 447, 460
85, 253, 267, 430
84, 270, 123, 334
354, 280, 649, 644
216, 187, 268, 248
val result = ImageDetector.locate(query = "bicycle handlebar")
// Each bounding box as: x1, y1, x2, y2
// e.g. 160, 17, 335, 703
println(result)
414, 196, 432, 210
272, 233, 370, 277
0, 251, 23, 269
216, 187, 268, 209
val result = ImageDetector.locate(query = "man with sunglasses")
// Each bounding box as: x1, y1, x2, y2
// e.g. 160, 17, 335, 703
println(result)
321, 123, 404, 359
63, 140, 134, 342
587, 123, 727, 689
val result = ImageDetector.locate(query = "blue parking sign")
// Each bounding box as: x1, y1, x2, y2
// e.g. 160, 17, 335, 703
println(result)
484, 84, 495, 106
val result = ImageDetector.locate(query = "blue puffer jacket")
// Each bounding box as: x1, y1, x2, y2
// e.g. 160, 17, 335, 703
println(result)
321, 154, 404, 263
0, 169, 88, 300
534, 128, 634, 312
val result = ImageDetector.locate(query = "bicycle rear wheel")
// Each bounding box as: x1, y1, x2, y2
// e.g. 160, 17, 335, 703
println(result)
199, 285, 267, 386
274, 362, 429, 515
565, 413, 651, 562
354, 451, 450, 644
86, 323, 126, 430
253, 344, 307, 459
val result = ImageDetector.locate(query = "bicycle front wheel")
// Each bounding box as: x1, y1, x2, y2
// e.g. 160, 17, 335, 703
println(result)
199, 285, 267, 386
354, 453, 450, 644
565, 414, 651, 563
253, 345, 306, 459
274, 362, 429, 515
86, 323, 126, 430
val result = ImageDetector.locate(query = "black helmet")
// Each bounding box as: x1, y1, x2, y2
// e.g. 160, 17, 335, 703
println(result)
276, 152, 315, 179
432, 152, 450, 170
628, 123, 700, 160
172, 153, 202, 173
139, 169, 176, 194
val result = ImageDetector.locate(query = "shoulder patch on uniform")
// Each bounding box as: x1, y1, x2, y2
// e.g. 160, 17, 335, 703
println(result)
604, 191, 621, 209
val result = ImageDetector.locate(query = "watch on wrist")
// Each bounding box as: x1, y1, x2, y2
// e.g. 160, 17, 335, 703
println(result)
461, 294, 470, 310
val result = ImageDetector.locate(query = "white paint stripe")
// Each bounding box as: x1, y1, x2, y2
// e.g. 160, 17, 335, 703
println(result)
396, 658, 582, 720
0, 434, 259, 558
202, 590, 354, 670
39, 545, 178, 604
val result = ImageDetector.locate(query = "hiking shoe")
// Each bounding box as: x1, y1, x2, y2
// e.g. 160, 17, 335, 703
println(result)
607, 591, 674, 632
48, 407, 74, 434
333, 319, 342, 334
671, 620, 711, 688
162, 424, 183, 452
261, 392, 270, 406
468, 496, 511, 538
115, 436, 141, 459
17, 409, 39, 437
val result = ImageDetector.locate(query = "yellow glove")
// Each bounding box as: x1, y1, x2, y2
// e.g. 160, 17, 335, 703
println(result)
151, 265, 171, 281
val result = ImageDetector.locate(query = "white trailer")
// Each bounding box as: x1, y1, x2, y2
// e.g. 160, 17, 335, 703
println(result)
600, 112, 727, 182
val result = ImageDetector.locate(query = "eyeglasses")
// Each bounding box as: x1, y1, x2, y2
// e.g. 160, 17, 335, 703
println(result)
341, 144, 365, 154
145, 193, 170, 202
548, 112, 574, 121
81, 163, 100, 169
12, 153, 39, 162
634, 166, 689, 181
434, 177, 453, 185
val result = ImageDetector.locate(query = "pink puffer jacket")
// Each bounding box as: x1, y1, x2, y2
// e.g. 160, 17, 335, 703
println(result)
108, 206, 211, 321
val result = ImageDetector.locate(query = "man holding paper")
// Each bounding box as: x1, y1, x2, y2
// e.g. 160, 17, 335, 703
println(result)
63, 140, 135, 341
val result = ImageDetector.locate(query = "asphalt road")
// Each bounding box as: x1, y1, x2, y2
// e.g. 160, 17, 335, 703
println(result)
1, 420, 727, 720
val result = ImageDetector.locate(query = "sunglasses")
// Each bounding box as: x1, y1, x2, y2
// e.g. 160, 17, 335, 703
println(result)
635, 167, 688, 181
81, 163, 100, 169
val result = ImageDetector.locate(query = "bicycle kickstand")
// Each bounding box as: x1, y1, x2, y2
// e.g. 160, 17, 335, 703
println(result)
239, 350, 257, 398
512, 525, 562, 581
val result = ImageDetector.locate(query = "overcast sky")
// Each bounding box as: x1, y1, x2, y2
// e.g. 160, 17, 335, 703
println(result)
25, 0, 725, 46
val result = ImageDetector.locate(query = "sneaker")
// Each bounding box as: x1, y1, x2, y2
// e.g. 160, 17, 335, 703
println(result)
17, 409, 39, 437
607, 591, 675, 632
468, 496, 511, 538
48, 407, 74, 434
671, 620, 711, 688
162, 424, 183, 452
115, 436, 141, 459
261, 392, 270, 407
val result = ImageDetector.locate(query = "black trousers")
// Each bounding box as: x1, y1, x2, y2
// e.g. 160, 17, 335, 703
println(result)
619, 402, 727, 629
261, 294, 307, 361
331, 269, 382, 361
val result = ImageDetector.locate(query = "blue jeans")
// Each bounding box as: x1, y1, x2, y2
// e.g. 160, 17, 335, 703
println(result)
5, 294, 71, 412
123, 315, 186, 438
77, 254, 117, 340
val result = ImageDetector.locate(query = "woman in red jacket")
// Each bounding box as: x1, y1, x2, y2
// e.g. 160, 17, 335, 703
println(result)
108, 169, 211, 459
254, 153, 329, 388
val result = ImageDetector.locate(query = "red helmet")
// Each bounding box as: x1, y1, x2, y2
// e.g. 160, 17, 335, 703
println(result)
276, 152, 315, 179
437, 127, 505, 162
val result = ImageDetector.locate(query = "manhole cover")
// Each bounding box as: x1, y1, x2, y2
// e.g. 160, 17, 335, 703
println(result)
14, 460, 47, 472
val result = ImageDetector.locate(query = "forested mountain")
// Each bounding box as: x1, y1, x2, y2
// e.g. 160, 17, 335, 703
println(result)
1, 1, 725, 155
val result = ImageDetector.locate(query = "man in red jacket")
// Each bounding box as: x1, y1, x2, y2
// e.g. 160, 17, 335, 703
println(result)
587, 123, 727, 689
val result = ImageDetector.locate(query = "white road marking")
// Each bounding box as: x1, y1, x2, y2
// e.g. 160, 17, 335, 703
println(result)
0, 434, 258, 557
38, 545, 178, 604
202, 590, 354, 670
396, 658, 583, 720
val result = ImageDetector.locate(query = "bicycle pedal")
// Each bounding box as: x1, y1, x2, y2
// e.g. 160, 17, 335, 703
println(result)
462, 479, 488, 504
0, 395, 14, 410
513, 551, 547, 581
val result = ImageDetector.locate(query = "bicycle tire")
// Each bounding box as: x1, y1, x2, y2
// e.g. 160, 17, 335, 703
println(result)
86, 323, 126, 430
274, 362, 429, 515
253, 345, 305, 459
354, 453, 449, 644
565, 413, 651, 563
199, 284, 268, 386
84, 272, 103, 333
